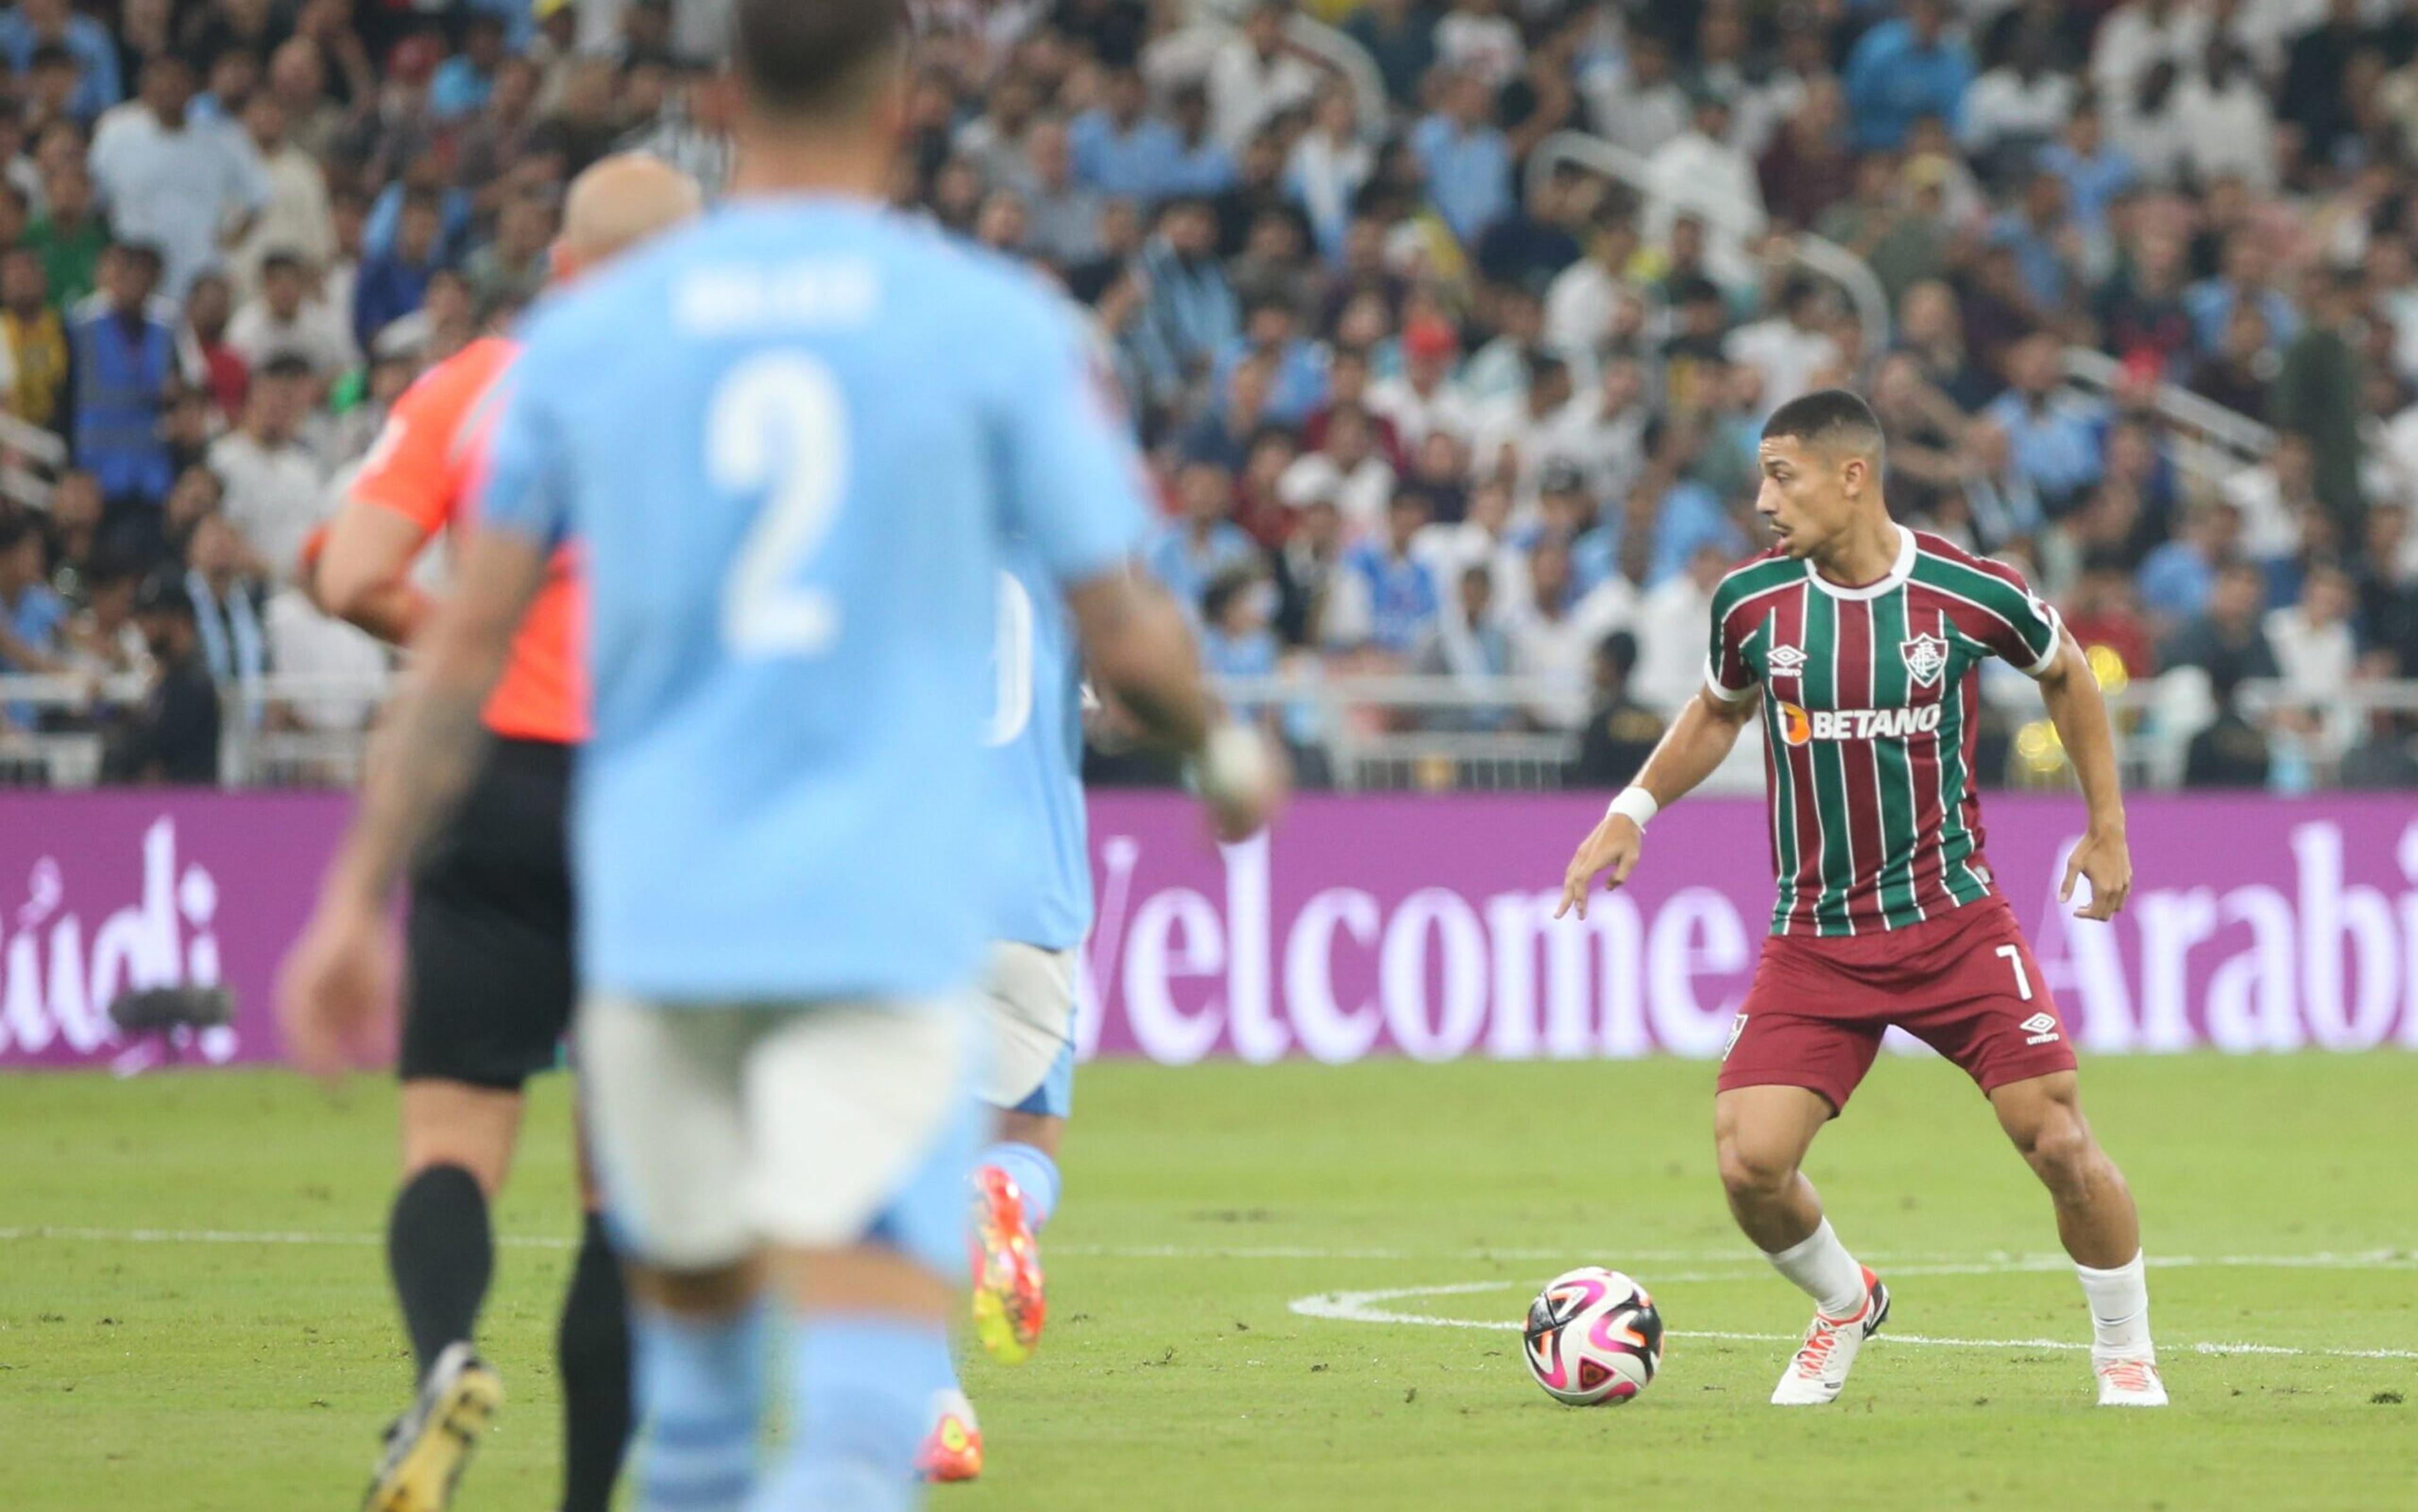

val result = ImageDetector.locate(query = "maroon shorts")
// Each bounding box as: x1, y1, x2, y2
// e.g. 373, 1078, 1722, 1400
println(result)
1715, 894, 2077, 1115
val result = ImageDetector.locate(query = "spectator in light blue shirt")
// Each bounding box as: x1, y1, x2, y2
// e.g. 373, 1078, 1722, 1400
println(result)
1841, 0, 1972, 151
1162, 82, 1241, 200
2183, 231, 2300, 356
1070, 67, 1188, 203
0, 514, 67, 729
2036, 108, 2135, 237
364, 151, 475, 264
1147, 460, 1261, 620
1199, 565, 1283, 721
1209, 297, 1329, 428
0, 0, 121, 122
2137, 501, 2243, 626
1990, 169, 2081, 311
429, 14, 509, 122
1410, 70, 1511, 249
1982, 333, 2106, 515
1137, 198, 1240, 390
1336, 491, 1443, 656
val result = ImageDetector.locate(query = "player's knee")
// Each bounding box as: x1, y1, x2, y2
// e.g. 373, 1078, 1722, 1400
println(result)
1716, 1138, 1798, 1203
2018, 1114, 2097, 1198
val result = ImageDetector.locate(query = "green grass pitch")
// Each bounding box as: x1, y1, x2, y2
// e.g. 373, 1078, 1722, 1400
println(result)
3, 1054, 2414, 1511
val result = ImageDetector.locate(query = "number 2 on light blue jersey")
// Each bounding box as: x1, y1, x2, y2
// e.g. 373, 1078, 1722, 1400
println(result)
712, 353, 848, 658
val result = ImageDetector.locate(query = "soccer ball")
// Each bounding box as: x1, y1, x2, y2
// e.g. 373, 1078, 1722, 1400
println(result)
1522, 1266, 1664, 1406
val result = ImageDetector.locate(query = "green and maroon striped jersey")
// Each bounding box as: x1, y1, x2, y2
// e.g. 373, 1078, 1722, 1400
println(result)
1705, 525, 2063, 938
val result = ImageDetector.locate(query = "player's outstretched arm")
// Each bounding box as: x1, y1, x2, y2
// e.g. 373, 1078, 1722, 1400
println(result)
1067, 566, 1284, 841
277, 530, 550, 1083
1556, 686, 1757, 919
309, 504, 438, 645
2035, 628, 2131, 921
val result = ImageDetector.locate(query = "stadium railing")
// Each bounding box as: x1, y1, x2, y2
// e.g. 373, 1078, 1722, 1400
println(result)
4, 671, 2412, 793
2058, 346, 2278, 497
0, 411, 68, 514
1526, 130, 1896, 354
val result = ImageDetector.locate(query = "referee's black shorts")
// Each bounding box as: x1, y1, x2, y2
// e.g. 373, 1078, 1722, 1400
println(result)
399, 737, 576, 1090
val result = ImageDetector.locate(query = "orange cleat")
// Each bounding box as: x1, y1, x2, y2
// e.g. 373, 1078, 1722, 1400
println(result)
968, 1164, 1046, 1365
917, 1389, 982, 1483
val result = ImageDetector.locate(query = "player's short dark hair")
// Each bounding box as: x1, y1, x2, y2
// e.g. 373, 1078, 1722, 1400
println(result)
259, 354, 315, 383
260, 248, 305, 278
29, 42, 76, 73
732, 0, 908, 122
1761, 388, 1884, 460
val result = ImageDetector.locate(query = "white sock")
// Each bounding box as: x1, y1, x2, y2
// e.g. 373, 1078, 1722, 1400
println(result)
1764, 1219, 1868, 1319
2075, 1251, 2154, 1360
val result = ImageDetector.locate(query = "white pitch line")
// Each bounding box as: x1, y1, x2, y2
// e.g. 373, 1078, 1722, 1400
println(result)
3, 1227, 2414, 1273
1288, 1281, 2418, 1361
0, 1225, 575, 1250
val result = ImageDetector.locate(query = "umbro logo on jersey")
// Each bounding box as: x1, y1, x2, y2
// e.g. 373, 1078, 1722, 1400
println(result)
1776, 702, 1944, 745
2019, 1011, 2060, 1045
1767, 644, 1807, 675
1900, 634, 1949, 686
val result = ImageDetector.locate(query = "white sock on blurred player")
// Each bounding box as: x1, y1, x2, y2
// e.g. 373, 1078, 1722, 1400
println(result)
2074, 1252, 2153, 1357
1764, 1219, 1867, 1318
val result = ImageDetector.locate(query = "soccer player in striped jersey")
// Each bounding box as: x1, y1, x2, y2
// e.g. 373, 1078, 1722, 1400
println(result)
1557, 389, 2165, 1409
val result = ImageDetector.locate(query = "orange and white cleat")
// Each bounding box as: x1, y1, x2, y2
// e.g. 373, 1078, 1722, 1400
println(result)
1770, 1265, 1890, 1406
917, 1389, 982, 1483
2094, 1355, 2168, 1407
968, 1164, 1045, 1365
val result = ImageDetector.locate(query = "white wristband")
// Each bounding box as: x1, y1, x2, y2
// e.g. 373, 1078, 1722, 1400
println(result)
1607, 787, 1659, 830
1196, 720, 1273, 806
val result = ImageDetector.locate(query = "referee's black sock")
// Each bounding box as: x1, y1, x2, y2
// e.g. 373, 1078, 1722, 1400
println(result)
557, 1212, 634, 1512
386, 1163, 494, 1380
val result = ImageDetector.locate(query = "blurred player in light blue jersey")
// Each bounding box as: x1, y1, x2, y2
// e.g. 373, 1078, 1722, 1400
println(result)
921, 545, 1093, 1482
277, 3, 1284, 1509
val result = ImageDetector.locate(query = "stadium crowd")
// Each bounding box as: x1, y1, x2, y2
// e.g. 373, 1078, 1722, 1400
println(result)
0, 0, 2416, 790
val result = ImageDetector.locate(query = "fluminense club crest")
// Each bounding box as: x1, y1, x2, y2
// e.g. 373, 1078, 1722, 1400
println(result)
1900, 634, 1948, 686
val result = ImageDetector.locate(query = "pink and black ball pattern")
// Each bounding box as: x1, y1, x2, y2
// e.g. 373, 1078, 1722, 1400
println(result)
1522, 1267, 1666, 1406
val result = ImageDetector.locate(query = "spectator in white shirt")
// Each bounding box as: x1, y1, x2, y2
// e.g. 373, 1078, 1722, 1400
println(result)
1509, 537, 1633, 730
207, 355, 328, 579
1434, 0, 1524, 91
1280, 401, 1397, 540
2175, 39, 2278, 193
228, 91, 333, 298
1725, 277, 1844, 418
2091, 0, 2210, 108
1208, 1, 1322, 151
1544, 209, 1644, 354
1960, 25, 2077, 184
1632, 541, 1733, 713
2265, 560, 2360, 753
1470, 350, 1584, 504
1643, 93, 1766, 263
264, 579, 391, 734
1284, 84, 1371, 259
1586, 30, 1690, 159
89, 54, 268, 299
225, 249, 360, 379
1368, 314, 1479, 450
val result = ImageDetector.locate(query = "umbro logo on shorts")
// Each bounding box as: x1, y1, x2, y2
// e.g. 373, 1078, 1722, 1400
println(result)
1722, 1013, 1748, 1061
2019, 1011, 2060, 1045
